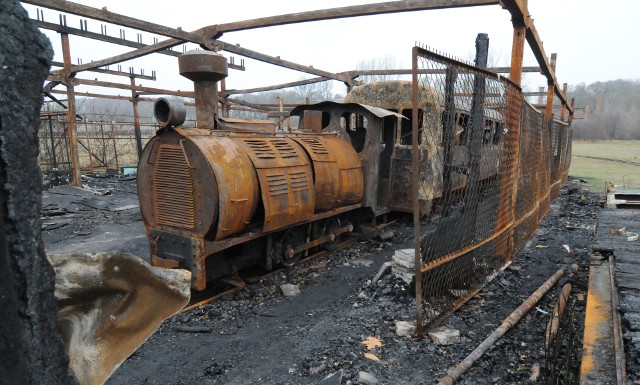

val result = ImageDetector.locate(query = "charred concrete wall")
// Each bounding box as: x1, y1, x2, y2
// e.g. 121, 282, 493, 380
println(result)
0, 1, 77, 383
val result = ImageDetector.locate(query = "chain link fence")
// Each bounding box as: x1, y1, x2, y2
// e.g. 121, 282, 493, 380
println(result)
412, 44, 572, 325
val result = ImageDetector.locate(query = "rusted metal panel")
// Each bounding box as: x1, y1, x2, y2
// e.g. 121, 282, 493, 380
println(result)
188, 134, 259, 240
219, 117, 276, 133
152, 144, 197, 230
292, 135, 363, 211
235, 136, 314, 232
138, 129, 259, 241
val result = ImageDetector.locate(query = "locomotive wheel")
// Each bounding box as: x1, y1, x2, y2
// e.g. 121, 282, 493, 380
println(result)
322, 218, 341, 250
275, 229, 304, 268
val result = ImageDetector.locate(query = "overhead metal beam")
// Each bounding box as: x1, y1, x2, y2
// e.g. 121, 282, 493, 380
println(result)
225, 66, 541, 95
46, 89, 196, 106
23, 0, 203, 41
349, 66, 540, 76
47, 74, 195, 98
33, 19, 245, 72
30, 0, 498, 79
51, 60, 156, 80
225, 77, 330, 95
214, 0, 499, 33
34, 19, 184, 58
212, 41, 356, 84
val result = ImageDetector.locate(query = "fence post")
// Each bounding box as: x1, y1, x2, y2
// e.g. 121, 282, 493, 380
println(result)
501, 15, 526, 261
461, 33, 489, 245
411, 46, 424, 338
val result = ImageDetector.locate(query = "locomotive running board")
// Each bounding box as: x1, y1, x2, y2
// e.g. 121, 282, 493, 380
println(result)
204, 203, 362, 255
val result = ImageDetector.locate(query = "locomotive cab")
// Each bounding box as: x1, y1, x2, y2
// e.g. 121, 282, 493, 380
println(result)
290, 102, 405, 214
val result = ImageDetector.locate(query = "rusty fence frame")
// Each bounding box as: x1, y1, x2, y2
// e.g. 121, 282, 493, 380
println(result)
411, 44, 572, 332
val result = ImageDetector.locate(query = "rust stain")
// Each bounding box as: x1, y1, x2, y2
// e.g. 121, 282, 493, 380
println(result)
580, 283, 608, 376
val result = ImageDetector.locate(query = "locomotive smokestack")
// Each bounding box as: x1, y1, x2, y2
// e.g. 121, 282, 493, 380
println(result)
178, 50, 228, 129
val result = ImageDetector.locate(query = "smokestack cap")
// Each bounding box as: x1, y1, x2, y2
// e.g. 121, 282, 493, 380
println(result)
178, 50, 228, 82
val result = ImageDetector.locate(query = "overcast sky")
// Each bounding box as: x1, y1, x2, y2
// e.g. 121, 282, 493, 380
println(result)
25, 0, 640, 99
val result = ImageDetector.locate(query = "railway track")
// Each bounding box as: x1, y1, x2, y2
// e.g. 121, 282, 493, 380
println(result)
181, 220, 397, 313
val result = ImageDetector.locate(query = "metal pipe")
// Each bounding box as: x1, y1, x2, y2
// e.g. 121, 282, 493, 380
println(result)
437, 269, 564, 385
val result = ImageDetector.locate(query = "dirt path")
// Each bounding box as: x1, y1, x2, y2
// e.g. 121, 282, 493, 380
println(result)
573, 154, 640, 167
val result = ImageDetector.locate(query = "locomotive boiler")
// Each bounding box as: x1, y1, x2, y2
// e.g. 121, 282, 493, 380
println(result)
138, 51, 405, 289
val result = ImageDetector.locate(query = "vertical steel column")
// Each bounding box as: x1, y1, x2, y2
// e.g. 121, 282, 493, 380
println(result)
499, 20, 526, 260
560, 83, 568, 122
569, 98, 575, 124
130, 76, 143, 158
61, 32, 81, 186
545, 53, 557, 121
508, 25, 526, 85
411, 46, 424, 338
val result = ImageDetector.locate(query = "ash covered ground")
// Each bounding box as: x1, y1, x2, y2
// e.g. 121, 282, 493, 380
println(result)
42, 176, 600, 385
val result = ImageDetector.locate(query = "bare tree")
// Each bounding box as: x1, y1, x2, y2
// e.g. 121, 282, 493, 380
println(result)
604, 110, 622, 140
355, 54, 400, 83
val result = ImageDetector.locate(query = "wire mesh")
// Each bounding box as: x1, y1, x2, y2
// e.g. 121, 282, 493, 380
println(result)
412, 45, 572, 325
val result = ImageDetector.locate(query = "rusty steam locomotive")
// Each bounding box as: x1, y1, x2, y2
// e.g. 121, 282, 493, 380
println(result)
138, 51, 504, 289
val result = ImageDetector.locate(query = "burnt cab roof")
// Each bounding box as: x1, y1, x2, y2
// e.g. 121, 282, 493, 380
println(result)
290, 101, 406, 120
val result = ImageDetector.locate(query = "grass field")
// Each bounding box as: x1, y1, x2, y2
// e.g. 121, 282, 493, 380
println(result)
570, 140, 640, 191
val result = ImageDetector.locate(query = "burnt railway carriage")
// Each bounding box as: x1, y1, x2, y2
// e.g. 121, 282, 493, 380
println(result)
345, 80, 505, 214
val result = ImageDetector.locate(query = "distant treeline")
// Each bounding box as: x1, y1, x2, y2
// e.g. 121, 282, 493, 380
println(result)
570, 79, 640, 140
